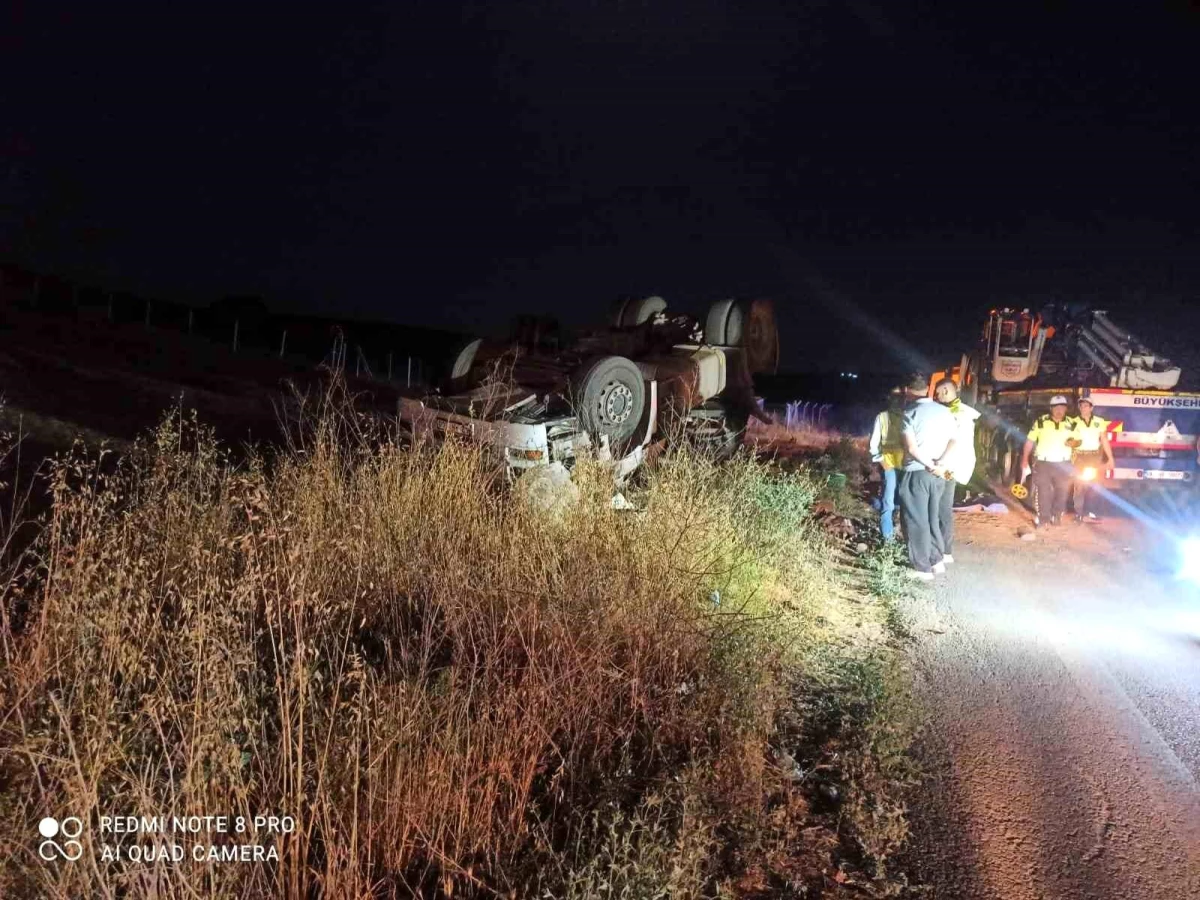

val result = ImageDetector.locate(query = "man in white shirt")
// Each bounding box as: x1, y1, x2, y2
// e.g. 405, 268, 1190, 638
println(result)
898, 374, 957, 581
932, 378, 981, 565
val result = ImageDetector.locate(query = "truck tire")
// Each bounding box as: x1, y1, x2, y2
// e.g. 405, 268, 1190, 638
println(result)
704, 299, 736, 345
573, 355, 646, 444
1001, 445, 1015, 484
713, 411, 748, 460
704, 299, 779, 373
623, 296, 667, 327
726, 299, 779, 375
449, 337, 483, 381
612, 296, 667, 328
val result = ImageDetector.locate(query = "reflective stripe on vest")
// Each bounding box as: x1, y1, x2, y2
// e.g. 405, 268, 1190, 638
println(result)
1030, 414, 1076, 462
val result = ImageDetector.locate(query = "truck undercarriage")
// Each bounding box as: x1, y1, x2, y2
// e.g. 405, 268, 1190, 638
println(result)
398, 297, 778, 480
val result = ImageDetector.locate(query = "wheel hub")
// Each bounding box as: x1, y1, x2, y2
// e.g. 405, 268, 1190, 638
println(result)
601, 382, 634, 424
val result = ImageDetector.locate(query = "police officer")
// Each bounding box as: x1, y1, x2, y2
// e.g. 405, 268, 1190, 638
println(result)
1070, 392, 1115, 522
1020, 394, 1077, 527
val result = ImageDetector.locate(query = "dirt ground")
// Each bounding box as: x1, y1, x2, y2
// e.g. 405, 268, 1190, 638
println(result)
899, 500, 1200, 898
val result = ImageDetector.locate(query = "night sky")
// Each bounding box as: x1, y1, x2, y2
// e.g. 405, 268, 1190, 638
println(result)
3, 2, 1199, 373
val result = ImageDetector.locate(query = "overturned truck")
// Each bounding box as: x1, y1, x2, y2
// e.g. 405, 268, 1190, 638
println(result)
398, 297, 779, 479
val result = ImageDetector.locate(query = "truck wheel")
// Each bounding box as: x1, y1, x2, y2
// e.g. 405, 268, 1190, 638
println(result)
704, 299, 736, 345
704, 299, 779, 373
621, 296, 667, 327
713, 412, 748, 460
726, 299, 779, 374
449, 337, 483, 381
574, 356, 646, 444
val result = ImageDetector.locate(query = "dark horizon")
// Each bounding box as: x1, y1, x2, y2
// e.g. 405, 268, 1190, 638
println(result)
4, 2, 1199, 373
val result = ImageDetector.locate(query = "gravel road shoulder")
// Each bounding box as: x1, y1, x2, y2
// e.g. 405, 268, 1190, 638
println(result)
900, 509, 1200, 899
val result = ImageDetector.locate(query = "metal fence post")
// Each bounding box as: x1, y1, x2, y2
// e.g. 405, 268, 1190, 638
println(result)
233, 319, 239, 352
407, 356, 412, 388
187, 308, 194, 334
387, 352, 393, 381
279, 329, 287, 359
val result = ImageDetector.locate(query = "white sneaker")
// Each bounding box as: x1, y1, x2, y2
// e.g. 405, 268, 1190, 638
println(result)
942, 554, 955, 564
907, 570, 935, 582
931, 562, 947, 575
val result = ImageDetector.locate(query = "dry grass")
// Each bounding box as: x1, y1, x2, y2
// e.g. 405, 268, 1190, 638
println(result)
0, 382, 913, 898
746, 422, 856, 457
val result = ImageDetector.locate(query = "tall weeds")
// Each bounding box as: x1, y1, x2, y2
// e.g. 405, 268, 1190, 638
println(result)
0, 388, 900, 898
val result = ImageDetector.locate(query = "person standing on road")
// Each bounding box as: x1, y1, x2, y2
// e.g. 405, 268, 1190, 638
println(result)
868, 387, 907, 542
1020, 395, 1077, 528
898, 374, 957, 581
932, 378, 981, 565
1070, 392, 1115, 522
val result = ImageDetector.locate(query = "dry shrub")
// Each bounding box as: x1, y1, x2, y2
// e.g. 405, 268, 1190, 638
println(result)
746, 422, 845, 456
0, 384, 852, 899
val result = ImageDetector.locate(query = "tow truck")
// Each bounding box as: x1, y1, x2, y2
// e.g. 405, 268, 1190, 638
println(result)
933, 306, 1200, 498
397, 297, 779, 480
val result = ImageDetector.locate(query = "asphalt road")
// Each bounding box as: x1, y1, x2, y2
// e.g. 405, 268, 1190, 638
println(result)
902, 506, 1200, 899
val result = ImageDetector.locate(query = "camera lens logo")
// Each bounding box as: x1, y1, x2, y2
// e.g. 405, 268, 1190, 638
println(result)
38, 817, 84, 861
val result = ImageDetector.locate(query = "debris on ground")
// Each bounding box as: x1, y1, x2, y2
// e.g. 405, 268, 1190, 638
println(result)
609, 492, 637, 510
955, 501, 1010, 514
514, 461, 579, 516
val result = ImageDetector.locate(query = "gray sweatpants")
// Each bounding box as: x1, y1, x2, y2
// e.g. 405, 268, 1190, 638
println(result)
898, 469, 946, 573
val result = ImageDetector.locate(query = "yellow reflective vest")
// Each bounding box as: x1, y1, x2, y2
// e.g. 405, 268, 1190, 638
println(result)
1027, 414, 1076, 462
869, 409, 905, 470
1070, 414, 1109, 452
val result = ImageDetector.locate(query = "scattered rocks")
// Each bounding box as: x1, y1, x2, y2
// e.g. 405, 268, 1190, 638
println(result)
811, 506, 857, 539
514, 462, 579, 516
609, 492, 636, 510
